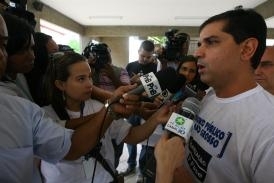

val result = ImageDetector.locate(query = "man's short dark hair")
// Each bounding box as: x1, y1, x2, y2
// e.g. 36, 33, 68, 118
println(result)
200, 9, 266, 69
139, 40, 154, 52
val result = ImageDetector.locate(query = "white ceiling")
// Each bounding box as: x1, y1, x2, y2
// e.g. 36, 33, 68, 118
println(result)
40, 0, 274, 28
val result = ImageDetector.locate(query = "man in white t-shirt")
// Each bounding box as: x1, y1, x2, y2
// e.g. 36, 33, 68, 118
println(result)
154, 8, 274, 183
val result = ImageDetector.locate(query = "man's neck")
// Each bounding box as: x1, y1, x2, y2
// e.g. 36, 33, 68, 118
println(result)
214, 80, 257, 98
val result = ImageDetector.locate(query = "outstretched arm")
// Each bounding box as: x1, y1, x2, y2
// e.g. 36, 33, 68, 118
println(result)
64, 84, 140, 160
124, 104, 173, 144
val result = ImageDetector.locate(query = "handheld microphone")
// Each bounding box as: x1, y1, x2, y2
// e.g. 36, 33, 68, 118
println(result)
144, 97, 200, 180
127, 67, 186, 98
165, 97, 200, 142
170, 84, 197, 104
158, 83, 197, 106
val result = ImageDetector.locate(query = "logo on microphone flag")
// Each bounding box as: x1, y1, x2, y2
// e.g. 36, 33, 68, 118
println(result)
165, 112, 194, 141
175, 116, 185, 125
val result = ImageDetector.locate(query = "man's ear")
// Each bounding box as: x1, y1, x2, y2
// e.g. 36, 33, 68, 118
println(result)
240, 38, 258, 61
55, 80, 65, 91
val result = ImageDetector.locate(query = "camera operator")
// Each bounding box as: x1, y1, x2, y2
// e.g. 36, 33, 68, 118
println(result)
158, 29, 190, 71
5, 0, 36, 28
83, 42, 130, 90
0, 0, 8, 12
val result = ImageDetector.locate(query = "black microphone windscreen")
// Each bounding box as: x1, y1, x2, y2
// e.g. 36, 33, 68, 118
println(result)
155, 67, 186, 93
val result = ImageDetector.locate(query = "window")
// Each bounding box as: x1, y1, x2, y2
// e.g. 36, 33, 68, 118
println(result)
40, 19, 81, 53
267, 39, 274, 46
129, 36, 142, 62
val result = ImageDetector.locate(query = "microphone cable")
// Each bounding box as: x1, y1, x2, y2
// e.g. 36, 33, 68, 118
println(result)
143, 136, 151, 183
90, 100, 116, 183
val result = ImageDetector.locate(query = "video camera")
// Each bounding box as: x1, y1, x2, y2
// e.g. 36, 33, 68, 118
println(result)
162, 29, 190, 61
6, 0, 37, 28
82, 42, 111, 71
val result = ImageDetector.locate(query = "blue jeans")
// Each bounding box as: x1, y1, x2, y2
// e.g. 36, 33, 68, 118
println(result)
126, 115, 142, 168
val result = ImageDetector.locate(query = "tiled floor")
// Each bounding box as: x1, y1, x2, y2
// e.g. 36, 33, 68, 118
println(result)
117, 144, 142, 183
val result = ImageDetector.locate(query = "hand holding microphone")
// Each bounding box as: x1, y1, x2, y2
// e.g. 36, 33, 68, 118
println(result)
154, 132, 185, 183
127, 67, 186, 98
154, 97, 200, 180
144, 97, 200, 180
125, 67, 186, 118
107, 84, 141, 118
106, 66, 183, 117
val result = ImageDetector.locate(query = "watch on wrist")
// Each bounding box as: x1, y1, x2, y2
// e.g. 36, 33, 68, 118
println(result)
104, 99, 122, 120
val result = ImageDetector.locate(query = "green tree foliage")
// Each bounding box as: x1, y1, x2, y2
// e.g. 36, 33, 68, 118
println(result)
148, 36, 166, 45
68, 40, 80, 53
